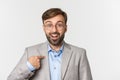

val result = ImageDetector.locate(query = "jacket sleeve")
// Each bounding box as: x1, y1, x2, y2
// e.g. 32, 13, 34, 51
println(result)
7, 48, 35, 80
79, 50, 93, 80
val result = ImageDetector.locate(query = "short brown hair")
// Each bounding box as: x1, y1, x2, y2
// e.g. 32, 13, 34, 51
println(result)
42, 8, 67, 24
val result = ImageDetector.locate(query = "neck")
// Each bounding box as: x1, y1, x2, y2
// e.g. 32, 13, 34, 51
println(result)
50, 42, 63, 51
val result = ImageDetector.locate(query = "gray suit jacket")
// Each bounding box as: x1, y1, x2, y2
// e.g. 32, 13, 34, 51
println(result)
7, 42, 92, 80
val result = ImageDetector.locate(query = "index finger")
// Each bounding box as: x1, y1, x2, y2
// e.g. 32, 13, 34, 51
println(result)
37, 56, 45, 59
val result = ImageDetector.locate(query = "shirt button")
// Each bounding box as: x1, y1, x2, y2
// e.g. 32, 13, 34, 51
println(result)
54, 67, 56, 69
54, 55, 57, 57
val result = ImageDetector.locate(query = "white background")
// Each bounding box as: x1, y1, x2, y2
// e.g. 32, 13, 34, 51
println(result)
0, 0, 120, 80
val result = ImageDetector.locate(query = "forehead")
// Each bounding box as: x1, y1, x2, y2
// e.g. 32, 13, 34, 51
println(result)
44, 15, 65, 24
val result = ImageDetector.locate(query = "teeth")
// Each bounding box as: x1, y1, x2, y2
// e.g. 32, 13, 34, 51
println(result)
51, 34, 58, 37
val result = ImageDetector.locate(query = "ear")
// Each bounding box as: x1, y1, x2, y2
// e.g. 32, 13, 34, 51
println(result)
65, 25, 67, 32
42, 25, 45, 31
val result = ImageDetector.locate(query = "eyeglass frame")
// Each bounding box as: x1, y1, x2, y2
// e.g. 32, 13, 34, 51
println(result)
43, 21, 66, 31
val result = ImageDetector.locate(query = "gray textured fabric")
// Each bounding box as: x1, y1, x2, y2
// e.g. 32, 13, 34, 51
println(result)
7, 42, 93, 80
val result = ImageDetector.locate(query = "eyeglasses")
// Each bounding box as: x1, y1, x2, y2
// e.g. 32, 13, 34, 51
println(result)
44, 22, 66, 31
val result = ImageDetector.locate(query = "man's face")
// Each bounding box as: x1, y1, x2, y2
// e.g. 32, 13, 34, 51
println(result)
43, 15, 67, 46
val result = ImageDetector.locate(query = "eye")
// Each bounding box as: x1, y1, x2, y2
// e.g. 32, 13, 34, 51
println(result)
45, 24, 53, 28
57, 24, 64, 28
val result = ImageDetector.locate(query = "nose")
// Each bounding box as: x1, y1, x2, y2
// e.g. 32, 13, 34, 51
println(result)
52, 25, 58, 32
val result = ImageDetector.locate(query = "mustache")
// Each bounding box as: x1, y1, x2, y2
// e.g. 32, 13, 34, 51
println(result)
50, 32, 60, 35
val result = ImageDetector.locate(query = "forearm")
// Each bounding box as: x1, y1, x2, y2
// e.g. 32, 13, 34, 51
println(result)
7, 48, 35, 80
7, 66, 34, 80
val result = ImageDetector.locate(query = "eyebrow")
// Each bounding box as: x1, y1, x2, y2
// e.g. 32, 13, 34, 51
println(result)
44, 21, 65, 24
44, 21, 51, 24
57, 21, 64, 23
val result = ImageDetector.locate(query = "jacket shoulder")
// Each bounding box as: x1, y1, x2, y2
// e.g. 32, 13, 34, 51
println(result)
65, 43, 86, 56
26, 42, 47, 49
66, 43, 86, 52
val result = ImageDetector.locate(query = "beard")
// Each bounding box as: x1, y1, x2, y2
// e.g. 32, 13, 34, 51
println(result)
45, 32, 65, 46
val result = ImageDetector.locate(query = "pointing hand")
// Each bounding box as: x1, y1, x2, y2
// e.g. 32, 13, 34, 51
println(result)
28, 56, 45, 69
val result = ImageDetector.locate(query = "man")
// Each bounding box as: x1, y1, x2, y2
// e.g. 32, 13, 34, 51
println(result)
8, 8, 92, 80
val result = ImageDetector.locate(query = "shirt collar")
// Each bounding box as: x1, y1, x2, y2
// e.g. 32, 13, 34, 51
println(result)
47, 42, 64, 54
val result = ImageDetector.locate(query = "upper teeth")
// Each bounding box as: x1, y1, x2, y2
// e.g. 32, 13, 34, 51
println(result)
52, 34, 57, 37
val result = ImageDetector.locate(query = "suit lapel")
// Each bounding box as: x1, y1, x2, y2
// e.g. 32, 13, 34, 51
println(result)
61, 43, 73, 79
37, 42, 50, 80
37, 42, 73, 80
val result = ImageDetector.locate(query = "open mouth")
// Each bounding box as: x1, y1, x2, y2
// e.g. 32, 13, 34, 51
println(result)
50, 34, 59, 41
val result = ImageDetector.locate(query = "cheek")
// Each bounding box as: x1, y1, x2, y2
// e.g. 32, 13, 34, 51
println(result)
59, 28, 67, 35
44, 29, 50, 35
59, 30, 66, 36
